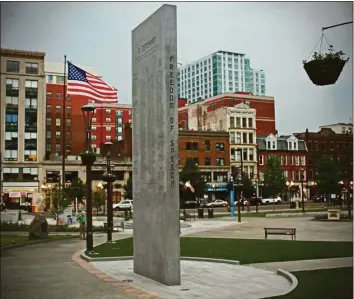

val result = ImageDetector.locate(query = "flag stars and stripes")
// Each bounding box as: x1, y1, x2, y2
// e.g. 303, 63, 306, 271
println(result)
67, 61, 118, 104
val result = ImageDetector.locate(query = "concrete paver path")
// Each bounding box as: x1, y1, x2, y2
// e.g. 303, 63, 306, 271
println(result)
1, 234, 135, 299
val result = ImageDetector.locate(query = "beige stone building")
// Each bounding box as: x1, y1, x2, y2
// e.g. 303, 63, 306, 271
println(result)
1, 48, 46, 207
202, 102, 258, 181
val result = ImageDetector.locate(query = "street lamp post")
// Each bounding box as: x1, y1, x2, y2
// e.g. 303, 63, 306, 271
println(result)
300, 168, 305, 213
236, 148, 244, 223
286, 180, 294, 208
102, 142, 115, 243
81, 103, 96, 253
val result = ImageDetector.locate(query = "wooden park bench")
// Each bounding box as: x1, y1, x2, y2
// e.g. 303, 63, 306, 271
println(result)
264, 227, 296, 240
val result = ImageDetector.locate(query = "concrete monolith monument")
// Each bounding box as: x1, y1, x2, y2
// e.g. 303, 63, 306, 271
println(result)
132, 4, 180, 285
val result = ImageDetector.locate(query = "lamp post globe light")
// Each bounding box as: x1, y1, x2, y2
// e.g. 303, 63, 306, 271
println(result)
300, 168, 305, 213
102, 142, 115, 243
81, 103, 96, 253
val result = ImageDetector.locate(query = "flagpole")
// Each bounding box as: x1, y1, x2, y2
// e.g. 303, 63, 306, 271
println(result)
62, 55, 67, 195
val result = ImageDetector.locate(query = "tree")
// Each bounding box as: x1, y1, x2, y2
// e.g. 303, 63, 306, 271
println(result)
51, 186, 71, 225
262, 155, 286, 198
64, 178, 87, 204
93, 190, 106, 215
179, 158, 206, 206
241, 175, 254, 199
316, 156, 340, 203
124, 176, 133, 199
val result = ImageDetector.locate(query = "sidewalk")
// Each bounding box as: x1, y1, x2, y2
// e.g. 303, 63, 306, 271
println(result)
247, 257, 353, 272
1, 235, 135, 299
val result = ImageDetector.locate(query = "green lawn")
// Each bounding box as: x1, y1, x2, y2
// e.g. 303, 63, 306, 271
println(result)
272, 267, 353, 299
0, 235, 76, 248
87, 237, 353, 264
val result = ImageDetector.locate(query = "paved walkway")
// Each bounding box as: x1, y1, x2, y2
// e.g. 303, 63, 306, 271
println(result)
248, 257, 353, 272
1, 234, 135, 299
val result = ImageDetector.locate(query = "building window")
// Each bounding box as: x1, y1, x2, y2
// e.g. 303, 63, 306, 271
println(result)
92, 126, 96, 131
47, 75, 53, 83
205, 157, 211, 166
106, 109, 111, 113
216, 143, 224, 152
284, 155, 288, 165
25, 80, 38, 97
242, 118, 247, 128
272, 141, 276, 149
56, 92, 61, 100
243, 133, 248, 144
46, 105, 51, 114
6, 78, 19, 97
66, 106, 72, 116
259, 155, 264, 165
117, 126, 123, 134
25, 63, 39, 74
6, 96, 19, 108
56, 131, 60, 139
47, 92, 52, 100
236, 132, 241, 143
236, 117, 241, 127
205, 140, 211, 151
65, 119, 72, 127
117, 136, 123, 141
248, 133, 253, 144
249, 149, 254, 161
56, 118, 61, 126
106, 135, 111, 141
106, 127, 112, 131
216, 158, 225, 166
301, 156, 306, 166
288, 142, 292, 150
248, 118, 253, 128
92, 135, 97, 140
230, 117, 235, 128
55, 144, 60, 153
289, 155, 293, 165
5, 150, 18, 161
46, 131, 51, 139
106, 118, 111, 123
92, 118, 97, 123
6, 61, 20, 73
295, 156, 299, 165
46, 118, 51, 126
57, 76, 64, 84
66, 131, 72, 141
56, 105, 61, 114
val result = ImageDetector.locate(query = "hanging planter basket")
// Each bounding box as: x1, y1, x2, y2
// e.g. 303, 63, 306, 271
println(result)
304, 57, 348, 86
80, 151, 96, 166
303, 33, 350, 86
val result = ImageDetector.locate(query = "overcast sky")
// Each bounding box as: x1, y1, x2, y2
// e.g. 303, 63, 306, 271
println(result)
1, 1, 353, 134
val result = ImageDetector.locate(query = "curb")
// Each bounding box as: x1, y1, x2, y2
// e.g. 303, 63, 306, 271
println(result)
81, 252, 240, 265
276, 269, 299, 293
0, 235, 78, 251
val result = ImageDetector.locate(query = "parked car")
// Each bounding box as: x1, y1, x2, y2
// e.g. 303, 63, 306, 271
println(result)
261, 197, 282, 204
181, 200, 198, 209
113, 200, 133, 211
206, 199, 228, 208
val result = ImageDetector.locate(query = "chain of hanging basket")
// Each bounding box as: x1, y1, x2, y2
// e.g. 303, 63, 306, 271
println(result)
303, 21, 352, 86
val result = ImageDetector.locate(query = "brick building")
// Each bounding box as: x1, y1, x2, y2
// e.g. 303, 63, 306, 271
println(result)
179, 130, 230, 201
178, 91, 276, 136
257, 134, 308, 199
295, 127, 353, 184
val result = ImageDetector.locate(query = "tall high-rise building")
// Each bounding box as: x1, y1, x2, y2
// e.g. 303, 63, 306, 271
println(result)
178, 50, 266, 103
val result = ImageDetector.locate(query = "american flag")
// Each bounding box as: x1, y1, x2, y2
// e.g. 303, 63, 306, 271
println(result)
67, 62, 118, 104
185, 181, 195, 193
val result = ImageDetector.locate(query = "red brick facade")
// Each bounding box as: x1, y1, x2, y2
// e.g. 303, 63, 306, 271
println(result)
178, 92, 276, 135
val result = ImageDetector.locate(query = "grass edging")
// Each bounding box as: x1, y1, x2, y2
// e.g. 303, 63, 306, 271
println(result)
276, 269, 299, 295
81, 251, 240, 265
0, 235, 78, 251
